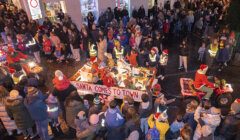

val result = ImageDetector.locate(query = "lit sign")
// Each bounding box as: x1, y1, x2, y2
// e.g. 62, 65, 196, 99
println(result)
28, 0, 42, 20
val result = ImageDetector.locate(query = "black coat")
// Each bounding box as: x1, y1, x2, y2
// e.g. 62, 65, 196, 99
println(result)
5, 96, 34, 130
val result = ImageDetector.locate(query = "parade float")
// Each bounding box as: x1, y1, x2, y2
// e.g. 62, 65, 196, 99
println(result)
70, 55, 158, 102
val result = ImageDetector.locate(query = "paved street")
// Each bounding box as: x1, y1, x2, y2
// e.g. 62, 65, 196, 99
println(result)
2, 34, 240, 140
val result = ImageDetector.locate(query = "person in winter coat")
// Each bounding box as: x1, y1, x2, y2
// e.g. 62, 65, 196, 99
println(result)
52, 70, 77, 121
169, 114, 184, 139
75, 111, 90, 136
193, 102, 221, 140
138, 48, 148, 67
158, 49, 169, 80
216, 39, 229, 71
148, 111, 170, 140
46, 94, 60, 127
88, 96, 102, 117
147, 47, 160, 68
50, 32, 61, 50
120, 95, 135, 116
0, 86, 19, 136
183, 100, 198, 134
5, 90, 35, 139
24, 78, 50, 140
177, 124, 192, 140
26, 33, 41, 63
139, 90, 153, 135
76, 114, 100, 140
97, 35, 107, 63
124, 108, 142, 140
178, 39, 189, 72
194, 64, 215, 100
42, 34, 52, 62
220, 99, 240, 140
113, 40, 125, 61
64, 91, 86, 130
105, 100, 125, 140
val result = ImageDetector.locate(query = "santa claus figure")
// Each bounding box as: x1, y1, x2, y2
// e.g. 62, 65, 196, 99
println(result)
6, 46, 28, 64
147, 47, 159, 68
194, 64, 216, 100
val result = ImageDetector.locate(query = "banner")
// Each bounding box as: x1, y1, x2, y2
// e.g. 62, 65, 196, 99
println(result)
71, 81, 147, 102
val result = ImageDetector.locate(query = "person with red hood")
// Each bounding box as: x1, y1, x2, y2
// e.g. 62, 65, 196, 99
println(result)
194, 64, 215, 100
52, 70, 77, 120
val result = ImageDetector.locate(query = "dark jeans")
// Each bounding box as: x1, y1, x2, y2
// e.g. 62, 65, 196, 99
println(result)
35, 119, 50, 140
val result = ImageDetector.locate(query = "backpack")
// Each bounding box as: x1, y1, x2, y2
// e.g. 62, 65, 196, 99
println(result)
146, 122, 160, 140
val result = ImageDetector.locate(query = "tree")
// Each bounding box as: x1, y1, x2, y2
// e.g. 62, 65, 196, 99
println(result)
226, 0, 240, 32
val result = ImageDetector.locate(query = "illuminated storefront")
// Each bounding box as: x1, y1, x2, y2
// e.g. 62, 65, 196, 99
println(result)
44, 0, 67, 20
80, 0, 99, 23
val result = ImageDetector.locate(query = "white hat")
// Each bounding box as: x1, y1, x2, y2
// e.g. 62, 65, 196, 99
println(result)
89, 114, 99, 125
55, 70, 64, 81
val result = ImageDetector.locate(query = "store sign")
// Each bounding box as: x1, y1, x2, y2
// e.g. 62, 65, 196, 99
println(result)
28, 0, 42, 20
71, 81, 146, 102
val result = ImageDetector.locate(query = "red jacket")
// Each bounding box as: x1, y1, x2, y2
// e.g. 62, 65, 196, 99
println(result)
194, 70, 214, 89
43, 39, 52, 53
52, 76, 70, 91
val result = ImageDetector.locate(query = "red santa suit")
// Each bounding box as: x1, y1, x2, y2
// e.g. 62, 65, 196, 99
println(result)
102, 74, 115, 87
194, 65, 214, 89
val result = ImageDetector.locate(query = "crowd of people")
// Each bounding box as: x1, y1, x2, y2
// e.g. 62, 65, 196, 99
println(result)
0, 0, 239, 140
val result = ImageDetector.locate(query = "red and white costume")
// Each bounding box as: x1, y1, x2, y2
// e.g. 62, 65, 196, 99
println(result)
194, 64, 214, 89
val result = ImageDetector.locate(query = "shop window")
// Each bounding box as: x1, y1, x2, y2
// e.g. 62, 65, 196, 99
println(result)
80, 0, 99, 23
45, 1, 66, 21
115, 0, 130, 10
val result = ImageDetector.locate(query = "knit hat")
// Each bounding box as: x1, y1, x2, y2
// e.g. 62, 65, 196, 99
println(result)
89, 114, 99, 125
93, 96, 101, 105
77, 111, 86, 120
162, 49, 169, 55
27, 78, 39, 87
201, 125, 212, 137
231, 99, 240, 114
158, 110, 168, 121
9, 90, 19, 99
55, 70, 64, 81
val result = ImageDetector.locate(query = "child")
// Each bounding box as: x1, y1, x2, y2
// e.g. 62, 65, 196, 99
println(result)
169, 114, 184, 139
198, 42, 206, 62
46, 94, 60, 128
126, 49, 138, 67
54, 43, 64, 63
158, 49, 168, 80
43, 34, 52, 62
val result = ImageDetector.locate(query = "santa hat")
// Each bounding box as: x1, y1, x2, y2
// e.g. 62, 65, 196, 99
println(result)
151, 47, 158, 54
162, 49, 169, 55
231, 99, 240, 113
153, 84, 161, 95
55, 70, 64, 81
9, 90, 19, 99
199, 64, 208, 73
154, 112, 161, 120
77, 111, 86, 120
89, 114, 99, 125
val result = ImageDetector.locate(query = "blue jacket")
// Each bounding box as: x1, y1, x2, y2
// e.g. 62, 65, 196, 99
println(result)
24, 91, 48, 121
105, 108, 125, 128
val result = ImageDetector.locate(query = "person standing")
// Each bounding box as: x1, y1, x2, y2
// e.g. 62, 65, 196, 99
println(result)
0, 86, 19, 136
24, 78, 50, 140
69, 30, 81, 62
5, 90, 35, 139
97, 35, 107, 63
178, 39, 189, 72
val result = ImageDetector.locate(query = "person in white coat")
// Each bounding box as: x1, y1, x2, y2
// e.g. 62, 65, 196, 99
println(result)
193, 102, 221, 140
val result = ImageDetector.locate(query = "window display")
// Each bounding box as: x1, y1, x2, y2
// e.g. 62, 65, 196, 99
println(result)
45, 1, 67, 20
80, 0, 99, 23
115, 0, 130, 10
27, 0, 42, 20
